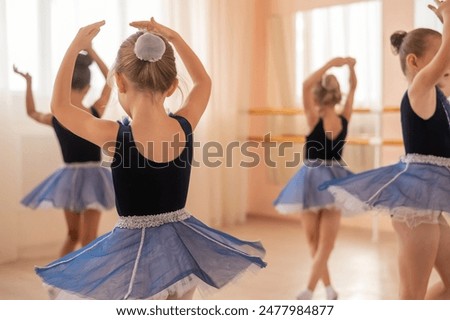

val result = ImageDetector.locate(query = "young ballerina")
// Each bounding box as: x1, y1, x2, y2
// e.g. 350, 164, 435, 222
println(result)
14, 45, 114, 257
322, 1, 450, 300
273, 57, 357, 300
35, 18, 266, 300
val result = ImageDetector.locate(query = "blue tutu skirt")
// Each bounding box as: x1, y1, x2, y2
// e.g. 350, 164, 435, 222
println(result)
35, 209, 267, 300
273, 159, 353, 214
321, 154, 450, 227
21, 162, 115, 212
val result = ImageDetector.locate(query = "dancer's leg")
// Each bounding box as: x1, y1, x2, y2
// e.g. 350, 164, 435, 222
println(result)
392, 220, 439, 299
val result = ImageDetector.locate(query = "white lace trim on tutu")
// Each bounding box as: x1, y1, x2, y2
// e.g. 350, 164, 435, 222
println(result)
401, 154, 450, 167
116, 209, 191, 229
275, 203, 340, 215
63, 161, 103, 168
31, 200, 113, 212
329, 186, 448, 228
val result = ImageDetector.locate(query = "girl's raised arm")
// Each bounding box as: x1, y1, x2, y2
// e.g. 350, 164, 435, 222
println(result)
85, 46, 112, 117
341, 58, 357, 121
409, 1, 450, 119
13, 65, 53, 126
130, 18, 211, 130
51, 21, 118, 149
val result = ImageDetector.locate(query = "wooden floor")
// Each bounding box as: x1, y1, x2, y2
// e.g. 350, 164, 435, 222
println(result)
0, 216, 441, 300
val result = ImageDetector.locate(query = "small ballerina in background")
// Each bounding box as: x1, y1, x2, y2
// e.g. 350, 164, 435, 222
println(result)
14, 43, 114, 257
274, 57, 357, 300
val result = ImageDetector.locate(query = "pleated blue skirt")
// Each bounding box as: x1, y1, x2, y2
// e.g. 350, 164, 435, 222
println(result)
21, 162, 115, 212
321, 154, 450, 227
273, 159, 353, 214
35, 209, 267, 299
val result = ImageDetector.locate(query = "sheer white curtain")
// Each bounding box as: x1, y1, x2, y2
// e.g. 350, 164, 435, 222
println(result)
296, 0, 382, 109
266, 1, 382, 108
166, 0, 255, 226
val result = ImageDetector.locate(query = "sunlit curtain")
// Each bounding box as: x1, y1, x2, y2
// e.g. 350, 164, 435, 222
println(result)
166, 0, 255, 226
266, 1, 382, 108
296, 0, 382, 109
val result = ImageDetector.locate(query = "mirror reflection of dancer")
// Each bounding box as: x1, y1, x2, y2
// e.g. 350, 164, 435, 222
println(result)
322, 2, 450, 300
35, 18, 266, 300
274, 57, 357, 300
14, 45, 114, 257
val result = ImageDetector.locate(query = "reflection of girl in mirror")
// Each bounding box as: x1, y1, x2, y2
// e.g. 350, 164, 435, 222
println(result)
13, 44, 115, 257
35, 18, 266, 300
322, 1, 450, 300
274, 57, 357, 300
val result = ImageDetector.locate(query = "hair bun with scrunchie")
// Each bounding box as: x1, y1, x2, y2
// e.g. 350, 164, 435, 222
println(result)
75, 52, 93, 69
134, 32, 166, 62
390, 31, 408, 55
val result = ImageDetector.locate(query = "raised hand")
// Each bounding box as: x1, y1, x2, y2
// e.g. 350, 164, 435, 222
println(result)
328, 57, 348, 68
428, 0, 450, 24
130, 17, 178, 41
70, 20, 105, 52
13, 65, 32, 82
345, 57, 356, 68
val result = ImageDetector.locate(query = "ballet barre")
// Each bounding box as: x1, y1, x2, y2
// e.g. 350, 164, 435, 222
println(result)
247, 135, 404, 146
248, 106, 402, 243
248, 106, 400, 115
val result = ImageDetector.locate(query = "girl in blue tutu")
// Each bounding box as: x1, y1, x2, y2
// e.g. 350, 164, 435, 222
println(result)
322, 1, 450, 299
14, 45, 114, 257
35, 18, 266, 300
274, 57, 357, 300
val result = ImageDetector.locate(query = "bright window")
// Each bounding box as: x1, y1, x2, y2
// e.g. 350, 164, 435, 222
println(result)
414, 0, 442, 31
3, 0, 165, 95
295, 0, 382, 109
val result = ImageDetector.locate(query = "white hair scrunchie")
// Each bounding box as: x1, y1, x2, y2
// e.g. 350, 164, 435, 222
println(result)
134, 33, 166, 62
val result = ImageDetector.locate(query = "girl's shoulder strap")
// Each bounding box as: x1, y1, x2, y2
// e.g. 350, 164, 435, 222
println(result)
436, 87, 450, 126
90, 106, 100, 118
339, 114, 349, 127
170, 113, 193, 140
115, 117, 132, 144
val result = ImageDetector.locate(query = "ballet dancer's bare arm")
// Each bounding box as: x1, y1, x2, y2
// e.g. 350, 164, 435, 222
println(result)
130, 18, 211, 130
302, 57, 347, 130
341, 58, 357, 121
51, 21, 119, 150
85, 46, 111, 117
13, 65, 53, 126
409, 0, 450, 119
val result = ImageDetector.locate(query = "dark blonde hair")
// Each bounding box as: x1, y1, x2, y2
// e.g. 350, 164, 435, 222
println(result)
313, 74, 342, 106
72, 53, 93, 90
113, 32, 177, 92
390, 28, 441, 75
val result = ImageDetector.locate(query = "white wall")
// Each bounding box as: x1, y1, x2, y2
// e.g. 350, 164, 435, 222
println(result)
0, 92, 20, 263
